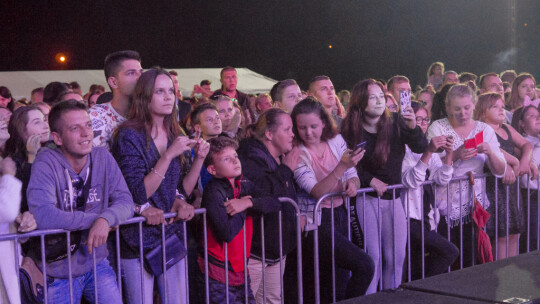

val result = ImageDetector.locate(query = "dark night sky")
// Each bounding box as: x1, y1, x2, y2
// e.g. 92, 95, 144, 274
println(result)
2, 0, 540, 92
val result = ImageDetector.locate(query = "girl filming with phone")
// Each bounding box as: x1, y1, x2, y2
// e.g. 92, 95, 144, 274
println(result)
291, 98, 374, 301
341, 79, 428, 294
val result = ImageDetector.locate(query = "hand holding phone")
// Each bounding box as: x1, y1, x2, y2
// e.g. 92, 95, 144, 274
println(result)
355, 141, 367, 150
399, 90, 411, 115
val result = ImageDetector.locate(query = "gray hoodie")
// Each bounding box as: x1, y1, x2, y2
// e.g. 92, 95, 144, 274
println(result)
27, 146, 134, 278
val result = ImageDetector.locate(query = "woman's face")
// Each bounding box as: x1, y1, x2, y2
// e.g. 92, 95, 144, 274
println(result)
415, 109, 430, 134
269, 114, 294, 155
447, 95, 475, 126
484, 98, 506, 125
418, 92, 433, 110
295, 112, 324, 146
521, 107, 540, 137
0, 95, 11, 108
149, 75, 176, 118
366, 84, 386, 117
518, 78, 535, 101
24, 110, 50, 143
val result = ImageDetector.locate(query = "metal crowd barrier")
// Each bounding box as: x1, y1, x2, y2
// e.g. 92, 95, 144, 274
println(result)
308, 172, 540, 303
0, 198, 303, 304
2, 175, 539, 304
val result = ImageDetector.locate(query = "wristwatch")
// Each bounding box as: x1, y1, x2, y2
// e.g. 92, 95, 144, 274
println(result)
135, 202, 151, 215
175, 189, 186, 201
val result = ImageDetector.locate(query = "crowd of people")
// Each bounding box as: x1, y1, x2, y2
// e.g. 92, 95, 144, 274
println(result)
1, 52, 540, 304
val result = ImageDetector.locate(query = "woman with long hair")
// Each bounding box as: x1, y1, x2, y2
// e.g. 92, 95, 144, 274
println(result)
508, 73, 538, 111
341, 79, 428, 294
112, 68, 207, 304
292, 97, 374, 301
4, 105, 50, 232
427, 85, 506, 268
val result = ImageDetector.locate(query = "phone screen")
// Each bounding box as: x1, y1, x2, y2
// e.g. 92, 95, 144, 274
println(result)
400, 90, 411, 115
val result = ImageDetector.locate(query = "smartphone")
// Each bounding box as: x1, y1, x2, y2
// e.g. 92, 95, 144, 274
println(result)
399, 90, 411, 115
436, 135, 452, 153
356, 141, 368, 150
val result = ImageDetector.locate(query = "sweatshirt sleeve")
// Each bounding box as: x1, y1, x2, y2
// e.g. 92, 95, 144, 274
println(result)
0, 175, 22, 223
401, 147, 427, 189
293, 151, 318, 194
112, 128, 149, 205
398, 115, 428, 154
337, 136, 359, 182
99, 151, 134, 227
27, 155, 99, 230
202, 182, 246, 243
428, 154, 454, 186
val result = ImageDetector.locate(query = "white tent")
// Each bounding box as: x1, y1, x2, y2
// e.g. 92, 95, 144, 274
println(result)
0, 68, 277, 100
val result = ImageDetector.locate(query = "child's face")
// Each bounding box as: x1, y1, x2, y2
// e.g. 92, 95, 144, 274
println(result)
209, 146, 242, 178
485, 98, 506, 125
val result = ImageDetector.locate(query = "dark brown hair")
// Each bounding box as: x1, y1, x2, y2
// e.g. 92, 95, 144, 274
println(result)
341, 79, 393, 167
290, 97, 337, 144
511, 105, 539, 134
204, 136, 239, 167
119, 68, 184, 148
4, 105, 44, 157
508, 73, 537, 110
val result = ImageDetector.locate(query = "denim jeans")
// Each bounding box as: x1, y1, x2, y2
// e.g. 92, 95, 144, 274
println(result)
121, 258, 187, 304
46, 258, 122, 304
197, 269, 255, 304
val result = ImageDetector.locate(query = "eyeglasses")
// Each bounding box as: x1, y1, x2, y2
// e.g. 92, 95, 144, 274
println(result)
416, 117, 431, 124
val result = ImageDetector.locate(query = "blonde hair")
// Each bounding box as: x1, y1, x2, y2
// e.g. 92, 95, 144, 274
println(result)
445, 84, 476, 109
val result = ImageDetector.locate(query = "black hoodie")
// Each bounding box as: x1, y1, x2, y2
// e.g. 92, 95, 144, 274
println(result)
237, 138, 298, 262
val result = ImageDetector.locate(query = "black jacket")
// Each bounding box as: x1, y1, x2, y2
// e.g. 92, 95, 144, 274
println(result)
237, 138, 298, 262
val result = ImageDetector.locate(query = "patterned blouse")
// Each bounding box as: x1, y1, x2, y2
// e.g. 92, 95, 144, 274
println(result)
89, 102, 126, 150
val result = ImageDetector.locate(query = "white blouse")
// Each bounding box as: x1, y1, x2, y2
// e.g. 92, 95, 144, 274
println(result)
401, 146, 453, 229
427, 119, 506, 226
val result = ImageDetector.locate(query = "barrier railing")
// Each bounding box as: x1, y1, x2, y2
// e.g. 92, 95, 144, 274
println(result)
2, 174, 539, 303
309, 172, 540, 303
0, 198, 303, 304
